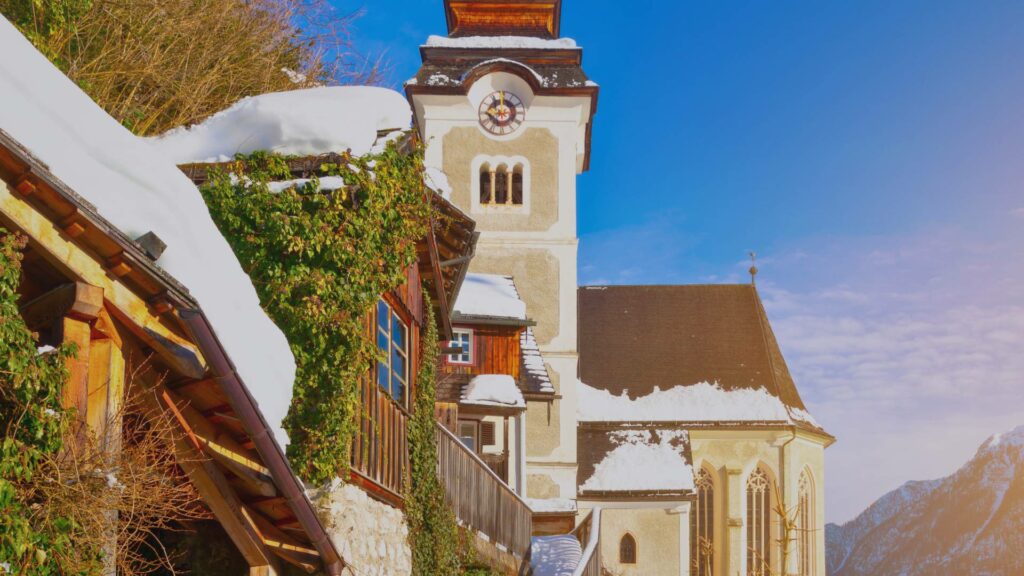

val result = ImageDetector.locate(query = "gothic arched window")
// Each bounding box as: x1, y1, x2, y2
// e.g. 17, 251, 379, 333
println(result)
798, 469, 816, 576
691, 466, 715, 576
619, 533, 637, 564
746, 466, 772, 576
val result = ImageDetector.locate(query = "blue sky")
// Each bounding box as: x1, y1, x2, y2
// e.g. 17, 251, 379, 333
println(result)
339, 1, 1024, 522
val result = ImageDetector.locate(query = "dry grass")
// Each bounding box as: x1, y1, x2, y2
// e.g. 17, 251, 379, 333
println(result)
9, 0, 383, 135
23, 383, 211, 575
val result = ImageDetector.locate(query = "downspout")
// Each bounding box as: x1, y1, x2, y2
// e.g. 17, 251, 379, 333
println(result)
181, 309, 345, 576
779, 425, 798, 576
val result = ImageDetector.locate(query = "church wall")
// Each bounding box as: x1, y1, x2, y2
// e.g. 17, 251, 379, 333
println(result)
689, 429, 829, 576
579, 505, 688, 576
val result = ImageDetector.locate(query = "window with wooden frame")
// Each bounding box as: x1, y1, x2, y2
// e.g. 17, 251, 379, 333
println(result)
691, 466, 715, 576
457, 420, 478, 452
448, 328, 473, 364
376, 299, 409, 407
746, 466, 772, 576
798, 469, 816, 576
619, 533, 637, 564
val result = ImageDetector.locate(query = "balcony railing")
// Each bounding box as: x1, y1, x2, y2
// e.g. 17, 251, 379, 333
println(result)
435, 422, 532, 558
571, 507, 602, 576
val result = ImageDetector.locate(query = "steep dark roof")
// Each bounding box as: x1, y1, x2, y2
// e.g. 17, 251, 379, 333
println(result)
578, 284, 808, 413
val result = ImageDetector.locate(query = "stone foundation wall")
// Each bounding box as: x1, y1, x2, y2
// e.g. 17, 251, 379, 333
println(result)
311, 482, 411, 576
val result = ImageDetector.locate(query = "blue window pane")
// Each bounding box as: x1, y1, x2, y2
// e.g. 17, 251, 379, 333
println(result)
377, 361, 388, 387
392, 379, 405, 404
377, 330, 389, 353
377, 300, 390, 330
391, 348, 406, 380
392, 314, 406, 348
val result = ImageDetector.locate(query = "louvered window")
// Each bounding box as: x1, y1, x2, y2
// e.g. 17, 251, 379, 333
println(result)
746, 466, 771, 576
480, 421, 496, 446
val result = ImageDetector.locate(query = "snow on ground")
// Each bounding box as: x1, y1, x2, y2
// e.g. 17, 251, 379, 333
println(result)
147, 86, 411, 163
462, 374, 525, 408
530, 535, 581, 576
0, 18, 296, 446
578, 381, 812, 424
526, 497, 577, 513
579, 429, 694, 492
453, 273, 527, 320
425, 35, 577, 50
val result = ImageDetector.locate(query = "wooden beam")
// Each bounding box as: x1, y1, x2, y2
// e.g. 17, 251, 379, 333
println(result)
160, 388, 276, 498
243, 505, 320, 573
0, 185, 207, 379
137, 387, 281, 572
20, 281, 103, 331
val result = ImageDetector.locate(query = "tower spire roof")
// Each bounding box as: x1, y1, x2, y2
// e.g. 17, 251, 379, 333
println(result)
443, 0, 562, 38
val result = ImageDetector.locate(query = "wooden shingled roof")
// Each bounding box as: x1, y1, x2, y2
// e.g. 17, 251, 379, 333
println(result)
578, 284, 810, 413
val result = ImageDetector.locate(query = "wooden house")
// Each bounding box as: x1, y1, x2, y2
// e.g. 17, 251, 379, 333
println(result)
437, 273, 555, 494
179, 150, 478, 508
0, 20, 346, 574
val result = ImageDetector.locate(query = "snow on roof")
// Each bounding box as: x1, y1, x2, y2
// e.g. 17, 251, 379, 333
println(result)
580, 429, 694, 493
425, 35, 578, 50
578, 381, 820, 425
526, 497, 577, 513
147, 86, 411, 164
461, 374, 525, 408
0, 17, 295, 446
423, 166, 452, 200
453, 273, 527, 320
520, 327, 554, 394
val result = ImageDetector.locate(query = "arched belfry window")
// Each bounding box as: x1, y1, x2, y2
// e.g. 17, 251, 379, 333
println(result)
691, 466, 715, 576
619, 533, 637, 564
477, 160, 525, 207
746, 466, 772, 576
798, 469, 816, 576
478, 163, 492, 204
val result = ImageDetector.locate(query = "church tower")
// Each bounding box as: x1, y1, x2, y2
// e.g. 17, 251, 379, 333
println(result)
407, 0, 598, 500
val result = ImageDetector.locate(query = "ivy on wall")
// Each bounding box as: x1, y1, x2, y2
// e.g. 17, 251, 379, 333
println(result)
406, 293, 460, 576
0, 229, 97, 574
199, 143, 433, 485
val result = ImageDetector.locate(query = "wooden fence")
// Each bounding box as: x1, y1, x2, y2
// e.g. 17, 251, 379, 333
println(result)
435, 422, 533, 558
571, 507, 602, 576
351, 377, 408, 500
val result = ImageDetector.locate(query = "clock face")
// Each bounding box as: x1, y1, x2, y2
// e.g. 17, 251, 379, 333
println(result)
478, 91, 525, 135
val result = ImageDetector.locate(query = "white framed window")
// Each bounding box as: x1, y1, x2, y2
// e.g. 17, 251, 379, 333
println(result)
471, 155, 530, 214
449, 329, 473, 364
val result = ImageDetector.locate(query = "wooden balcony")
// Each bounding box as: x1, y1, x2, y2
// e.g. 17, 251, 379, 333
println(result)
435, 422, 532, 559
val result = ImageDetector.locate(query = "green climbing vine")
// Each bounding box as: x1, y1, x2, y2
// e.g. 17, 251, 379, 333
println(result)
199, 142, 433, 485
406, 292, 460, 576
0, 229, 97, 574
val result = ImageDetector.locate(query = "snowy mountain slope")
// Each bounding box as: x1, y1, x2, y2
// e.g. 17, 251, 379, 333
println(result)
826, 425, 1024, 575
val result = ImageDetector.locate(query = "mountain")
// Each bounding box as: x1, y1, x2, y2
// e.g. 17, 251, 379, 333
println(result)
826, 425, 1024, 575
